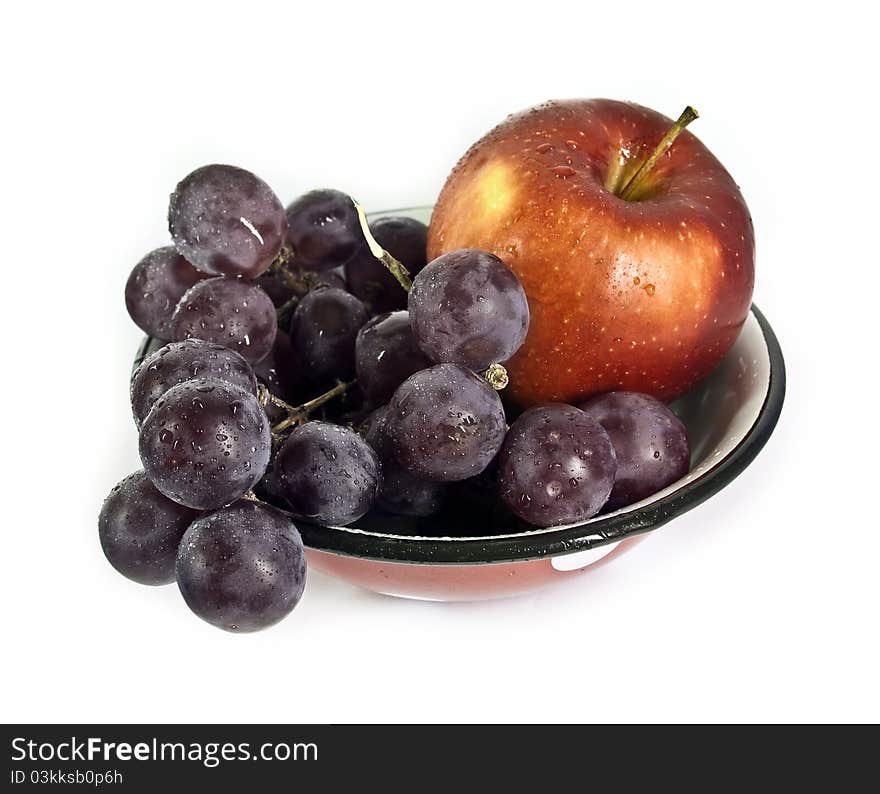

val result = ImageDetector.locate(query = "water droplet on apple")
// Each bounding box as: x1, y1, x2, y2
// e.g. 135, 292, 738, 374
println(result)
551, 165, 576, 178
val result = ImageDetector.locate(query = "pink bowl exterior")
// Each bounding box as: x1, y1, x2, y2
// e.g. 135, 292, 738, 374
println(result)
306, 536, 644, 601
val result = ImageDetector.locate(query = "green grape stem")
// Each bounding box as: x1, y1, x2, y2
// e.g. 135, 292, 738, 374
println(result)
482, 363, 509, 390
261, 381, 354, 436
353, 199, 413, 292
266, 242, 296, 274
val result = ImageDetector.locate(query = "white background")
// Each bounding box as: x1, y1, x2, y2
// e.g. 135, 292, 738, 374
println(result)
2, 1, 877, 723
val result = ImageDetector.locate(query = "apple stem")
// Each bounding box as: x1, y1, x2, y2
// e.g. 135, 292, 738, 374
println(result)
353, 199, 413, 292
265, 380, 354, 436
619, 106, 699, 201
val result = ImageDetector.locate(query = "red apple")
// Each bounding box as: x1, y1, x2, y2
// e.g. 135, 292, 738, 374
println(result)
427, 99, 754, 407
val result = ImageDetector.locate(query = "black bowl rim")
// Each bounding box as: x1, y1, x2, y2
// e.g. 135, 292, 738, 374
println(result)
134, 304, 785, 566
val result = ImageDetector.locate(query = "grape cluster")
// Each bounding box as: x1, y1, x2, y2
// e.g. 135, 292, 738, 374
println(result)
108, 162, 692, 631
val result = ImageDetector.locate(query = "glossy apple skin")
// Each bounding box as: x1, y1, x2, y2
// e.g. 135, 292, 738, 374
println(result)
427, 99, 754, 406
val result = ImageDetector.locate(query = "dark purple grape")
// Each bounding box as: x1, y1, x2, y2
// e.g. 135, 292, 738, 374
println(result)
275, 421, 380, 526
176, 500, 306, 632
139, 378, 271, 510
124, 246, 208, 340
130, 339, 257, 427
286, 189, 361, 271
578, 392, 690, 510
345, 216, 428, 313
497, 404, 617, 527
358, 404, 389, 441
168, 164, 287, 279
289, 287, 368, 382
363, 407, 446, 517
99, 470, 200, 585
355, 311, 432, 406
252, 329, 301, 408
386, 364, 506, 482
409, 249, 529, 371
253, 462, 289, 511
256, 267, 346, 308
378, 466, 447, 518
170, 277, 277, 365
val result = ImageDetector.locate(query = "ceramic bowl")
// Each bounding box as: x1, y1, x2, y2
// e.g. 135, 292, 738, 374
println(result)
134, 206, 785, 601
